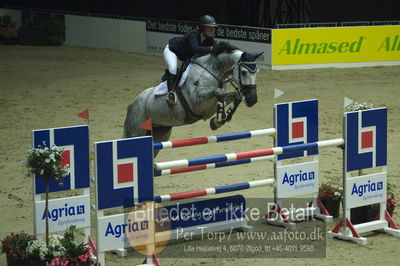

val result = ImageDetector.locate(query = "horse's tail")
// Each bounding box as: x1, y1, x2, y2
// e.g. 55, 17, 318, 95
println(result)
122, 102, 134, 138
123, 88, 152, 139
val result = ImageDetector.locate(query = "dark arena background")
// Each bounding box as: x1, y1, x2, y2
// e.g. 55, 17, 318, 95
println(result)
1, 0, 400, 27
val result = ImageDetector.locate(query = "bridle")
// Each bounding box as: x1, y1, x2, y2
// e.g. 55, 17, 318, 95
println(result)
228, 60, 258, 97
191, 57, 258, 97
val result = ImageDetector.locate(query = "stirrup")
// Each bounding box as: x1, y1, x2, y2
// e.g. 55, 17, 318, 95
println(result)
166, 91, 177, 105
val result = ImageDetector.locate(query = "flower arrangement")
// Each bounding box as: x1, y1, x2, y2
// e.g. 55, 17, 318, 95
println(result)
24, 141, 69, 182
387, 194, 397, 212
26, 238, 48, 261
371, 182, 397, 216
1, 232, 36, 259
0, 27, 18, 38
24, 226, 93, 265
345, 101, 374, 112
0, 15, 18, 44
24, 141, 69, 246
318, 183, 343, 218
319, 183, 343, 201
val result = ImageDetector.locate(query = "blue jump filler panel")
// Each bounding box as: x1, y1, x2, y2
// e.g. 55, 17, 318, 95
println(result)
275, 99, 318, 160
95, 136, 154, 210
32, 125, 90, 194
345, 108, 387, 172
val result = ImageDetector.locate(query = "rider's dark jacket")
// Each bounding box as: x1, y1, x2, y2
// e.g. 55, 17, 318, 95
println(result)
168, 29, 215, 61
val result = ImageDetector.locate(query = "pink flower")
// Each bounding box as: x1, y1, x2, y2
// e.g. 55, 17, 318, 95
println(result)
78, 254, 88, 263
78, 251, 92, 263
50, 256, 62, 266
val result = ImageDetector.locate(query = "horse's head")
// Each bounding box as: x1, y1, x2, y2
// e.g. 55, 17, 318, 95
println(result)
232, 52, 263, 107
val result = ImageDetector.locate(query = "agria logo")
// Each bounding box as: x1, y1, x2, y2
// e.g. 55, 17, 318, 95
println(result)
282, 170, 315, 186
42, 204, 85, 222
351, 180, 383, 197
105, 219, 149, 238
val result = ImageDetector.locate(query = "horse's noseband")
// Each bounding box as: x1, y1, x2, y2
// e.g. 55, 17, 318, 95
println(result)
233, 61, 258, 107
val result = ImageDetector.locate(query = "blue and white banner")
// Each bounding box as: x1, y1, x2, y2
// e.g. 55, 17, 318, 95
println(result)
34, 195, 90, 234
145, 19, 272, 66
276, 161, 319, 197
95, 136, 154, 210
159, 195, 246, 232
345, 173, 387, 208
32, 125, 90, 194
275, 99, 318, 160
345, 108, 387, 172
97, 195, 246, 252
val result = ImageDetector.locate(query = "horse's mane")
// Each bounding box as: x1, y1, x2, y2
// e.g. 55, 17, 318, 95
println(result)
212, 41, 239, 55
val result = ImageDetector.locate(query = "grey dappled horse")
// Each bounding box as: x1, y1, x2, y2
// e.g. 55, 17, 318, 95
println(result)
123, 42, 262, 156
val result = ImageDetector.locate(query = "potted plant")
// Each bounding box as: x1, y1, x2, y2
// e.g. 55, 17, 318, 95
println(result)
0, 15, 19, 45
25, 237, 49, 266
318, 183, 343, 218
25, 226, 93, 265
1, 232, 36, 266
45, 17, 65, 46
24, 142, 69, 246
345, 101, 374, 112
51, 225, 93, 265
386, 192, 397, 216
369, 182, 397, 219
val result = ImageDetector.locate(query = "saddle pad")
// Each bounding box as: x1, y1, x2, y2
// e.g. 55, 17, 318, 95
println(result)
154, 64, 191, 96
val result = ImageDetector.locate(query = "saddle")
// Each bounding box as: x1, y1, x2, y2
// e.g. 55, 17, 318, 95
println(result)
161, 58, 191, 90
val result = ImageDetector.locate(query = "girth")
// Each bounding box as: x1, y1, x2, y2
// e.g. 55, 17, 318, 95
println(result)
174, 88, 202, 124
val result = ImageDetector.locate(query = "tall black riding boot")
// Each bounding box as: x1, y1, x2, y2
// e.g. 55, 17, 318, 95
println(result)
166, 72, 177, 105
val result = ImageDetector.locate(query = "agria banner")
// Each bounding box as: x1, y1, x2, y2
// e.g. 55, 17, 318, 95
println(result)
344, 108, 387, 208
272, 25, 400, 65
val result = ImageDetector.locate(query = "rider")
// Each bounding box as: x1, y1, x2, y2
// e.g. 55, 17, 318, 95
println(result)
163, 15, 218, 105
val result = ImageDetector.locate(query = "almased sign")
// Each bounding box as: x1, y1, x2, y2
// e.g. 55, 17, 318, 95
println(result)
273, 25, 400, 65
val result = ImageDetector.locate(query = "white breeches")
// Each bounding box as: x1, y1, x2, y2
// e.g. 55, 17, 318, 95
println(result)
163, 44, 178, 75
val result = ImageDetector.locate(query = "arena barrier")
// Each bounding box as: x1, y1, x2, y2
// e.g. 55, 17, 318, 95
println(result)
153, 128, 277, 150
154, 139, 343, 171
153, 99, 335, 230
151, 101, 400, 243
152, 103, 400, 245
93, 100, 400, 266
93, 99, 334, 266
153, 128, 276, 176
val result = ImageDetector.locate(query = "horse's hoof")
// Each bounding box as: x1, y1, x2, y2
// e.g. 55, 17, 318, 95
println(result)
210, 117, 224, 130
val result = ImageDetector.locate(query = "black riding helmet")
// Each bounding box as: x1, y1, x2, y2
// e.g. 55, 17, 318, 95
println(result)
199, 15, 218, 27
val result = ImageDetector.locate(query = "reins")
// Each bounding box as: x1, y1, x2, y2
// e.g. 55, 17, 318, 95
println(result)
190, 59, 247, 93
190, 61, 224, 88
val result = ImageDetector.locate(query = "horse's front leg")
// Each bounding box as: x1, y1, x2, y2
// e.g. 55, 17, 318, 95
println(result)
210, 90, 240, 130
